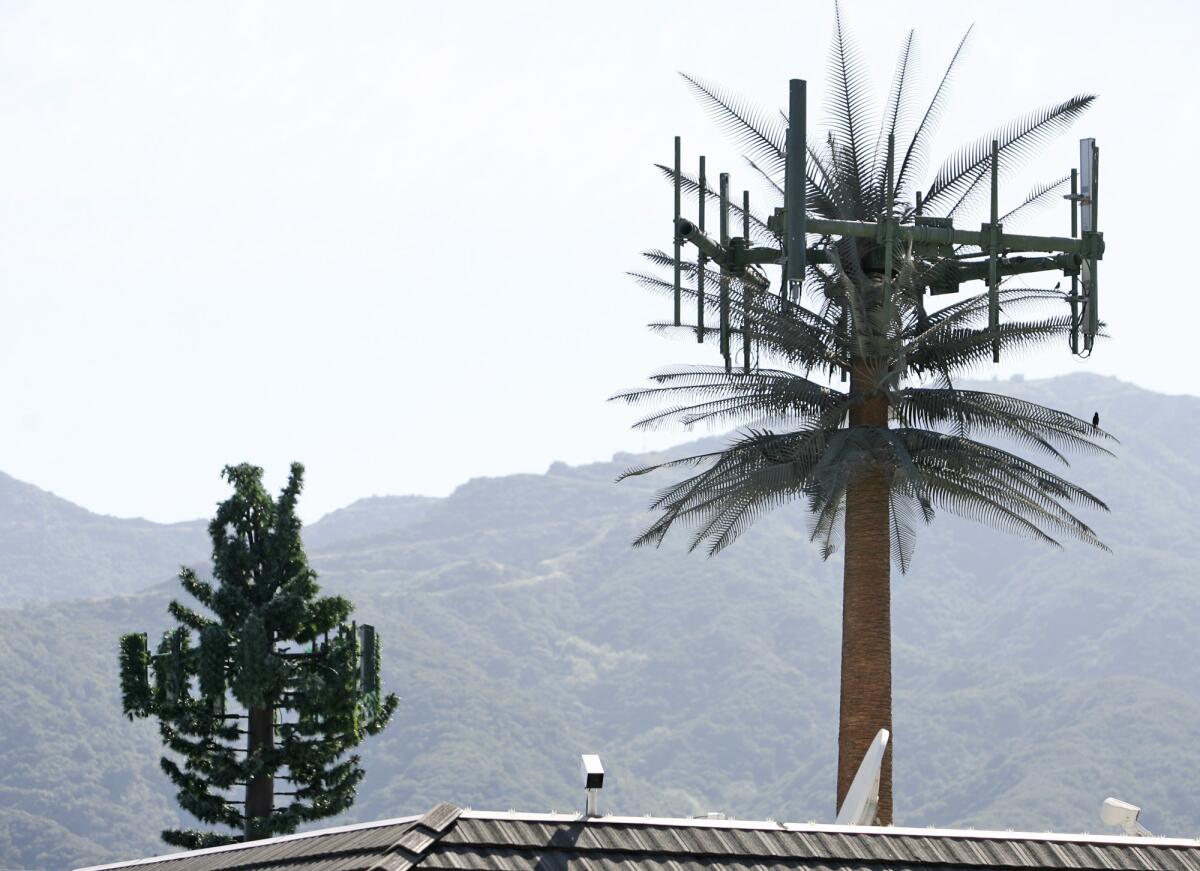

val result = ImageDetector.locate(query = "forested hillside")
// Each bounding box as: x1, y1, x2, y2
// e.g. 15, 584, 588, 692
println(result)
1, 373, 1198, 871
0, 471, 208, 605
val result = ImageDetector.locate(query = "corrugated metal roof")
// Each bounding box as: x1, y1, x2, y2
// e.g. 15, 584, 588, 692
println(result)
77, 803, 1200, 871
76, 815, 423, 871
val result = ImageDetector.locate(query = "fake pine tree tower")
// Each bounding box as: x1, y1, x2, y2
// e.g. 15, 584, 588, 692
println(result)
119, 462, 398, 849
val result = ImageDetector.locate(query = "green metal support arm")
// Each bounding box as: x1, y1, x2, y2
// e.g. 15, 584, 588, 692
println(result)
678, 217, 1091, 280
676, 218, 779, 265
805, 216, 1104, 259
955, 253, 1080, 283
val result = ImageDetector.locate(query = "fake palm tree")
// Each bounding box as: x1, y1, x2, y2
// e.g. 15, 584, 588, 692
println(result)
615, 9, 1113, 824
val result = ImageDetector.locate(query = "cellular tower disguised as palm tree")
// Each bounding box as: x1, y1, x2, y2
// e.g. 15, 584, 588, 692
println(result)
615, 6, 1114, 825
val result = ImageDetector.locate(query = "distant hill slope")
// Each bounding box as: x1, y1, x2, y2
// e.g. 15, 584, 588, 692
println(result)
0, 472, 210, 604
301, 494, 440, 552
0, 477, 440, 606
1, 373, 1198, 871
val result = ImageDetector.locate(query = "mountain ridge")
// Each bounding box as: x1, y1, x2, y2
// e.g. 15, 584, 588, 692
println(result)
0, 469, 210, 605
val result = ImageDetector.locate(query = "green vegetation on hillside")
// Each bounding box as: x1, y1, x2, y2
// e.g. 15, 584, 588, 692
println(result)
0, 374, 1196, 870
0, 471, 209, 606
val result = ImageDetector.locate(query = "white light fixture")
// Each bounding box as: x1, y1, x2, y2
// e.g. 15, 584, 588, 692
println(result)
581, 754, 604, 817
1100, 797, 1151, 837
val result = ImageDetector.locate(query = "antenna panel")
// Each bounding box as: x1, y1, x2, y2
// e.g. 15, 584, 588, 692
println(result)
1080, 138, 1096, 233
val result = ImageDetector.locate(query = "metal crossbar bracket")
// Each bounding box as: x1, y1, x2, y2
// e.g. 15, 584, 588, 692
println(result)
666, 79, 1106, 364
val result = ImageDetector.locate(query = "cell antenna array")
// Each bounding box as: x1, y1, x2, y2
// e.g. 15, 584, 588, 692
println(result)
667, 79, 1106, 364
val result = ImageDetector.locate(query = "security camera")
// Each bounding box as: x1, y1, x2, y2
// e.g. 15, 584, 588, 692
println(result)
580, 754, 604, 817
580, 754, 604, 790
1101, 797, 1151, 836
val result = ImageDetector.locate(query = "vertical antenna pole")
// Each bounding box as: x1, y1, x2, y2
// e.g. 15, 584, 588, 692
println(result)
988, 139, 1000, 363
1086, 144, 1099, 351
719, 172, 731, 372
697, 156, 707, 342
718, 173, 730, 244
673, 136, 682, 326
743, 189, 752, 373
882, 133, 896, 327
1069, 168, 1079, 355
785, 79, 807, 299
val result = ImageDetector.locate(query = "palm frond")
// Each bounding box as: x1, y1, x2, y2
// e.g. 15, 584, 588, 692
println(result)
923, 94, 1095, 212
902, 286, 1068, 350
888, 487, 925, 573
630, 258, 848, 370
625, 429, 829, 553
610, 366, 846, 431
915, 464, 1062, 546
808, 487, 847, 559
1001, 174, 1072, 226
904, 428, 1109, 512
901, 428, 1108, 549
875, 29, 916, 201
896, 24, 973, 200
825, 1, 876, 210
946, 173, 1070, 232
805, 141, 850, 217
895, 387, 1117, 462
739, 157, 787, 199
908, 317, 1076, 374
615, 445, 733, 483
680, 73, 787, 175
944, 164, 990, 218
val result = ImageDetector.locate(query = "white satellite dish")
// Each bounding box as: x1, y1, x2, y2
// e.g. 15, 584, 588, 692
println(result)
836, 728, 889, 826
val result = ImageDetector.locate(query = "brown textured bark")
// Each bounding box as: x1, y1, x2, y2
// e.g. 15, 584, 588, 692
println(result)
836, 360, 893, 824
245, 706, 274, 839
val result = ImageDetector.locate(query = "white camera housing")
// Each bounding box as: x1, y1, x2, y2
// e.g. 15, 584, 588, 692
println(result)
1101, 797, 1151, 836
581, 754, 604, 817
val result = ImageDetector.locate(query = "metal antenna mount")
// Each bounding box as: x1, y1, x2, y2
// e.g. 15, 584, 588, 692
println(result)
664, 78, 1106, 368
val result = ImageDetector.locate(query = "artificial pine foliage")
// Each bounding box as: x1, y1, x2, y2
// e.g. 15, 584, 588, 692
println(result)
118, 463, 398, 848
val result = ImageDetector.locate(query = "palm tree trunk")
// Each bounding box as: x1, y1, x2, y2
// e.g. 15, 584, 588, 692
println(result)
245, 705, 274, 839
837, 364, 893, 824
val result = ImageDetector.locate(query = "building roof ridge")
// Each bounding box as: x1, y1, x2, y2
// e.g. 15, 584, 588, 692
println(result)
370, 801, 463, 871
73, 813, 424, 871
456, 809, 1200, 848
73, 802, 1200, 871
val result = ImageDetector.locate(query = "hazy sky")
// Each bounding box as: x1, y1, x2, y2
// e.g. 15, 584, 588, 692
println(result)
1, 0, 1196, 523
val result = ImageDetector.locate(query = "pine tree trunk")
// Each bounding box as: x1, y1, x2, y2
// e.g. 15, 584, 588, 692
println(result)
245, 706, 274, 839
836, 363, 893, 824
